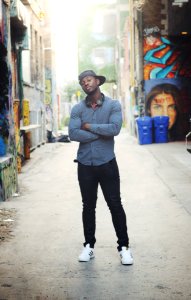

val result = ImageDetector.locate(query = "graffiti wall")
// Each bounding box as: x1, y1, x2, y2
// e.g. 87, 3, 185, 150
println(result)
0, 2, 17, 200
0, 34, 9, 154
143, 26, 191, 140
13, 99, 22, 172
0, 157, 17, 201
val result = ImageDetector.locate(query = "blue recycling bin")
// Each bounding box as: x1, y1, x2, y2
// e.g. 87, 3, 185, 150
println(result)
153, 116, 169, 143
136, 116, 153, 145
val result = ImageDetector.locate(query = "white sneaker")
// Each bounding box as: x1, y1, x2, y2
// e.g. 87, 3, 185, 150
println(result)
78, 244, 95, 262
119, 247, 133, 265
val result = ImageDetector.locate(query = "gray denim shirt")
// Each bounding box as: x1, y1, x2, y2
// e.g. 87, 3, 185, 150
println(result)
68, 96, 122, 166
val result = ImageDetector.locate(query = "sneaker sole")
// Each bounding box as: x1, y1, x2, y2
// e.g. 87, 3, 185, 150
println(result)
78, 255, 95, 262
121, 260, 133, 265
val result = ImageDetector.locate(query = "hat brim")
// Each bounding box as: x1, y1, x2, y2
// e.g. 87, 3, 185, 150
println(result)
95, 75, 106, 86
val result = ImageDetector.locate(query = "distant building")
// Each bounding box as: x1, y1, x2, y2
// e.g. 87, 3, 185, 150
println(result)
10, 0, 47, 166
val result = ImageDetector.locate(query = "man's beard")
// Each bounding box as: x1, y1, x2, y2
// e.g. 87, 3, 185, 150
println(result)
85, 86, 99, 96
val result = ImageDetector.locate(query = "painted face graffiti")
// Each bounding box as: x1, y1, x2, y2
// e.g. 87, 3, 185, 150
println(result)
150, 93, 177, 129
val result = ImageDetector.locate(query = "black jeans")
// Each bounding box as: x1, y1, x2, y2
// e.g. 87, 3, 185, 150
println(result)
78, 158, 129, 251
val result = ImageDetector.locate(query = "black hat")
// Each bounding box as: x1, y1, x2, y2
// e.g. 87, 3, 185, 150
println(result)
79, 70, 106, 86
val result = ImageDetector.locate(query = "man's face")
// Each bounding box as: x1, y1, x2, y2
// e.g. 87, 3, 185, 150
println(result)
80, 76, 100, 95
150, 93, 177, 129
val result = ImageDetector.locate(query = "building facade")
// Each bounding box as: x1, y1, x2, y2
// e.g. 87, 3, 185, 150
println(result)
121, 0, 191, 141
0, 0, 57, 201
10, 0, 46, 169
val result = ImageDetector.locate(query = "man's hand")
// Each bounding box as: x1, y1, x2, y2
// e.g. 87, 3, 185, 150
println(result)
81, 123, 90, 131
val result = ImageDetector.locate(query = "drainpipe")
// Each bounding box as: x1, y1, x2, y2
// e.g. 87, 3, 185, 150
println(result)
137, 9, 145, 117
16, 44, 24, 119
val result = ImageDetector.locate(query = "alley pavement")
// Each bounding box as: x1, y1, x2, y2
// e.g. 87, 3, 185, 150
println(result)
0, 130, 191, 300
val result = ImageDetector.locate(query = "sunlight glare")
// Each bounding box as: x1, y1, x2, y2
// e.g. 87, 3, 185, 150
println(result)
50, 0, 117, 85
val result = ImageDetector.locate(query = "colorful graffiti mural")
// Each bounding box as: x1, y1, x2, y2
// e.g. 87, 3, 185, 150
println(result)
143, 26, 191, 141
143, 26, 191, 80
0, 40, 9, 154
0, 2, 18, 200
13, 100, 21, 172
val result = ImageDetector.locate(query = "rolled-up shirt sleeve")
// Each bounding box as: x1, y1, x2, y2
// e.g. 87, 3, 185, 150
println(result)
69, 105, 99, 143
89, 100, 122, 136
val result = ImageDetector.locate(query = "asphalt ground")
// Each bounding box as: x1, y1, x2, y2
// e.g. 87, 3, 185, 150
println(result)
0, 130, 191, 300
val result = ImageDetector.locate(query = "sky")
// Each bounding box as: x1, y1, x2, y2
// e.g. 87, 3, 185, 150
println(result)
50, 0, 117, 86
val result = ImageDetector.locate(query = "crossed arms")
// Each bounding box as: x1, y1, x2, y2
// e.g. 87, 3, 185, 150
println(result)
68, 101, 122, 143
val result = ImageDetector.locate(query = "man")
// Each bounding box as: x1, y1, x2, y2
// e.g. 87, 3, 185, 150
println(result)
68, 70, 133, 265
